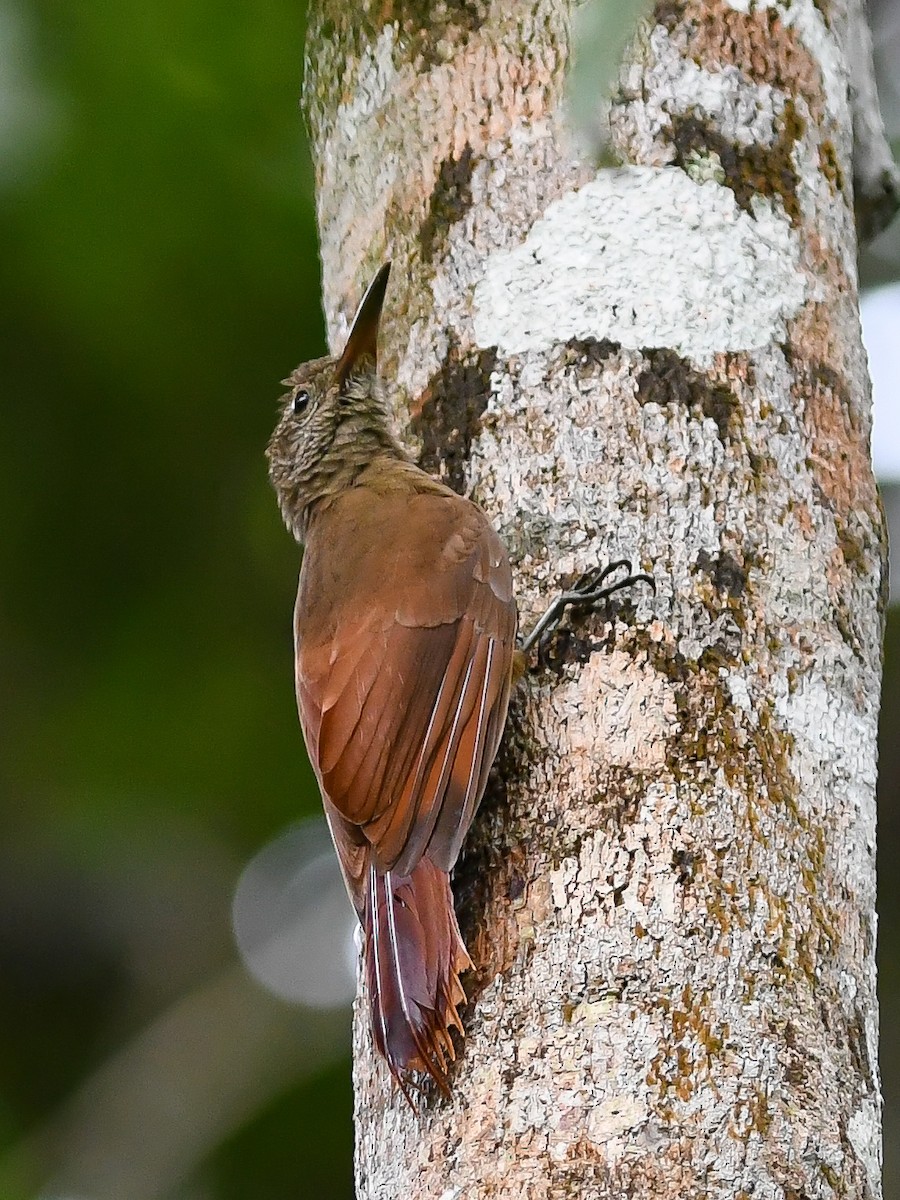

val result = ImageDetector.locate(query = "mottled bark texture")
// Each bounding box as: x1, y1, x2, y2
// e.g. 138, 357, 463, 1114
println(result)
303, 1, 888, 1196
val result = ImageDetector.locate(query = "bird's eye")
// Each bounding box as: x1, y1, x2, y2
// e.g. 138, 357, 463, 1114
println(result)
292, 389, 310, 415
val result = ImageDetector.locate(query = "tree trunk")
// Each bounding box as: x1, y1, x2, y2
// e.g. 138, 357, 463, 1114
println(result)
303, 1, 888, 1196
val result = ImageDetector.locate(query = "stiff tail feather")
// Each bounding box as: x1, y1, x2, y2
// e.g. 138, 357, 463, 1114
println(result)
364, 858, 471, 1098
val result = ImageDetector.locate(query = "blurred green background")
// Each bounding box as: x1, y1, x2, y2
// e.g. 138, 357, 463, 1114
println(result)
0, 2, 354, 1197
0, 3, 898, 1198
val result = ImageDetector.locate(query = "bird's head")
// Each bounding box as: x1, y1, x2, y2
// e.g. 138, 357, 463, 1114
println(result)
267, 263, 399, 540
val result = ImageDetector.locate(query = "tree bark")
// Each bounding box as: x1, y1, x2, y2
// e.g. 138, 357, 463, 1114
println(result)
303, 1, 888, 1196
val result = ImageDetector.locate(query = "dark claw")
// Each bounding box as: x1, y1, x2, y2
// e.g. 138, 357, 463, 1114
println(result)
571, 558, 633, 594
520, 559, 655, 655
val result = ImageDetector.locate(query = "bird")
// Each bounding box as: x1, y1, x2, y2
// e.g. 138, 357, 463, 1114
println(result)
267, 263, 517, 1098
267, 262, 652, 1098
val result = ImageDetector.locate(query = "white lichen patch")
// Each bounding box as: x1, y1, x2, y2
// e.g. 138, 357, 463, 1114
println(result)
587, 1095, 649, 1142
774, 651, 878, 802
568, 997, 618, 1025
847, 1097, 883, 1196
333, 24, 399, 147
616, 22, 784, 157
724, 669, 754, 715
473, 167, 805, 365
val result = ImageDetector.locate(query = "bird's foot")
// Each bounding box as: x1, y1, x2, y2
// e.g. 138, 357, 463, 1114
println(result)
520, 559, 655, 657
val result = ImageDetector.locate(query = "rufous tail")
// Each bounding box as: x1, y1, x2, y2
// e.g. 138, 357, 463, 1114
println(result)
364, 857, 471, 1097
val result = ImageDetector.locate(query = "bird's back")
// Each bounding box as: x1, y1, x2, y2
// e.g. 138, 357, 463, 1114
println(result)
292, 466, 517, 1093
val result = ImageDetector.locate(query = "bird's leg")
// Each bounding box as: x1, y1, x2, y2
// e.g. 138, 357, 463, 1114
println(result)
519, 559, 655, 657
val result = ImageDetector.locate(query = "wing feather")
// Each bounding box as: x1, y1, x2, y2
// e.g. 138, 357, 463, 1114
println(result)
369, 632, 484, 873
295, 486, 516, 887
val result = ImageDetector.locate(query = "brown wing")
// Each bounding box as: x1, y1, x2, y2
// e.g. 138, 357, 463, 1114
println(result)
294, 484, 516, 901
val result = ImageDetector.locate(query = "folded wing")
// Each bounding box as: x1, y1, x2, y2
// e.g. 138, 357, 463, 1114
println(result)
295, 487, 516, 896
